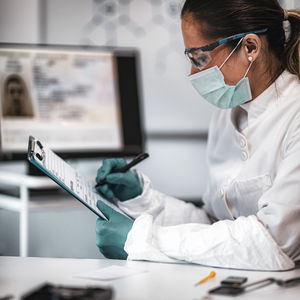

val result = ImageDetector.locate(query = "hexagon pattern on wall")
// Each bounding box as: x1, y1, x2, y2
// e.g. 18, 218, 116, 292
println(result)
82, 0, 184, 73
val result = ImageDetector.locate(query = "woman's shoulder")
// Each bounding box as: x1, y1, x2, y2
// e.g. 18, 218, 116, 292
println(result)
276, 71, 300, 121
277, 70, 300, 101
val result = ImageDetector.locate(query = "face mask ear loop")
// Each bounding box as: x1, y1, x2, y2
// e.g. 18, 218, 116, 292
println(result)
243, 57, 253, 78
219, 37, 244, 70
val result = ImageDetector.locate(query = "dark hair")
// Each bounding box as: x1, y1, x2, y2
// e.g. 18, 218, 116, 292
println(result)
181, 0, 300, 80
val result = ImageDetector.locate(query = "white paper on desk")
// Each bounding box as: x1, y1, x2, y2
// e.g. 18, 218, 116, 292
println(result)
75, 265, 147, 281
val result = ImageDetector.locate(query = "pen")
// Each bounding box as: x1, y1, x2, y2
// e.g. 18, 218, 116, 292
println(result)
95, 152, 149, 187
195, 271, 216, 286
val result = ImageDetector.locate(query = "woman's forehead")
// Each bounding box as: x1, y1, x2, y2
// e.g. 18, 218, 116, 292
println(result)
181, 17, 215, 48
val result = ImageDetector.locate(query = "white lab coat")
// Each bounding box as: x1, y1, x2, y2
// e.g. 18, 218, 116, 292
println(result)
118, 70, 300, 271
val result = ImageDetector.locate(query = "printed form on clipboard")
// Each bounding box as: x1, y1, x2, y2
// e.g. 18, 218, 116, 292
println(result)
27, 136, 131, 221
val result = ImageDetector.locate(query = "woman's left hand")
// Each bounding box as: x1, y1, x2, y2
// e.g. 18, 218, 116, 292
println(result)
96, 200, 133, 259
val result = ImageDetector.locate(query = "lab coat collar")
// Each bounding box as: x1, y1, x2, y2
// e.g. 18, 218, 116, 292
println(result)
238, 70, 295, 125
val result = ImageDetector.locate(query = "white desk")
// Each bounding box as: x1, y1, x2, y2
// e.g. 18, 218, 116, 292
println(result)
0, 256, 299, 300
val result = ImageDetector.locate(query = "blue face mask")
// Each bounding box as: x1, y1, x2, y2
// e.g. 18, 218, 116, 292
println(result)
189, 38, 253, 109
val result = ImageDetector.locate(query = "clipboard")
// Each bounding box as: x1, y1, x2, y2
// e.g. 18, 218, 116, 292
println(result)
27, 136, 131, 220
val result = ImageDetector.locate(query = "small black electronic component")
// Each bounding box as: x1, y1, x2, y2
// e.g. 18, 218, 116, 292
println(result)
21, 283, 113, 300
208, 285, 244, 296
209, 276, 300, 297
220, 276, 248, 286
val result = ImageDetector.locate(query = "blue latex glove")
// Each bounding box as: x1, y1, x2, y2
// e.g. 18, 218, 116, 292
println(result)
96, 200, 133, 259
95, 158, 142, 202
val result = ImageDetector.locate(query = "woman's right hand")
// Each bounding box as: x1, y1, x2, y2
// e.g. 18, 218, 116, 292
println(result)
95, 158, 142, 202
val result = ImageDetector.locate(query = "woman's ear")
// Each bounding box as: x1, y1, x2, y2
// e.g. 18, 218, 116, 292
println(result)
242, 33, 262, 62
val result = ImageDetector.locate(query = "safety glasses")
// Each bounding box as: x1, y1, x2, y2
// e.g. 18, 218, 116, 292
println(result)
184, 28, 268, 70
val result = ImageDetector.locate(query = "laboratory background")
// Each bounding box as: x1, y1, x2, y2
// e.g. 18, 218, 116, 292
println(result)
0, 0, 299, 259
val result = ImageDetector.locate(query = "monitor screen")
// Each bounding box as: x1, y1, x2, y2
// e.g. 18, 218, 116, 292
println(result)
0, 44, 144, 160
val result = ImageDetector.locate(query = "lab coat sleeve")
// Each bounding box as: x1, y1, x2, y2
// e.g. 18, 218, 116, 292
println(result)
117, 171, 211, 226
124, 214, 294, 271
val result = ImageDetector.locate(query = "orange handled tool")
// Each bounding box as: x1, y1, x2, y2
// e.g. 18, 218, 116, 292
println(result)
195, 271, 216, 286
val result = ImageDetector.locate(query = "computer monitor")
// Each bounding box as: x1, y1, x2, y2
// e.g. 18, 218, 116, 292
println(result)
0, 43, 145, 168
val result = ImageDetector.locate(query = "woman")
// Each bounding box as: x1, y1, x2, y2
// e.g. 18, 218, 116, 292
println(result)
95, 0, 300, 271
2, 74, 35, 117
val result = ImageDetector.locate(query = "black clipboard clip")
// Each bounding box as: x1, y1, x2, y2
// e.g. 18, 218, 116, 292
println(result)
28, 136, 45, 162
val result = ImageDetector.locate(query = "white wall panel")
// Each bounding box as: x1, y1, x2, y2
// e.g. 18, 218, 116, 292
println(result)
280, 0, 300, 8
0, 0, 39, 43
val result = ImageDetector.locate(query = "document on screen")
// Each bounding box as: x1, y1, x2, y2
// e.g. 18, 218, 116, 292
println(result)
27, 136, 130, 221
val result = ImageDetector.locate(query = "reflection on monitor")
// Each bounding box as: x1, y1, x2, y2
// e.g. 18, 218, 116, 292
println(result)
0, 44, 144, 160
